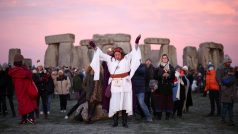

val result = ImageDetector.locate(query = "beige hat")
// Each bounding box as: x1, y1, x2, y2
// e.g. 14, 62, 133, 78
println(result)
182, 65, 188, 71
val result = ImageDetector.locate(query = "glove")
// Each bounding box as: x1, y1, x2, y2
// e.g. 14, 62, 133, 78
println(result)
135, 34, 141, 44
89, 40, 96, 50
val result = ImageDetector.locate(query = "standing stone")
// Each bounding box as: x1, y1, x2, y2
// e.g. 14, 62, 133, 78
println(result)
139, 44, 151, 63
80, 39, 91, 46
44, 44, 59, 67
183, 46, 198, 70
71, 46, 80, 68
58, 43, 73, 67
23, 58, 32, 68
79, 46, 93, 69
45, 33, 75, 67
159, 45, 177, 67
144, 38, 170, 45
198, 42, 224, 69
113, 42, 131, 54
8, 48, 21, 66
150, 50, 160, 67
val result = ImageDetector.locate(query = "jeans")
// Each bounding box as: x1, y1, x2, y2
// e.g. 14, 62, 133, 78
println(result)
221, 102, 233, 122
47, 94, 53, 112
136, 93, 152, 120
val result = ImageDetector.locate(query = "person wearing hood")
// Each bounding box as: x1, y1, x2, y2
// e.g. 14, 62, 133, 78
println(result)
217, 55, 237, 126
8, 54, 37, 124
204, 63, 221, 116
32, 62, 50, 119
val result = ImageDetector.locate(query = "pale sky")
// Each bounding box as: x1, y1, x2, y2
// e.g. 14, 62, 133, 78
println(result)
0, 0, 238, 66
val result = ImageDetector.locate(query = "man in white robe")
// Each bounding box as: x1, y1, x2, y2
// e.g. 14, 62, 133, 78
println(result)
89, 35, 141, 127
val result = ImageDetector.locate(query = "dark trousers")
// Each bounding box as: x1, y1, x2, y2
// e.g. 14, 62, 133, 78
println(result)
6, 95, 16, 116
67, 91, 86, 116
0, 95, 7, 116
59, 94, 68, 110
209, 90, 221, 115
173, 100, 184, 117
22, 111, 35, 121
221, 102, 233, 122
36, 92, 48, 116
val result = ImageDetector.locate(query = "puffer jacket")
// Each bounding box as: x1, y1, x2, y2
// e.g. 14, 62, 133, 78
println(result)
204, 70, 220, 92
54, 75, 71, 95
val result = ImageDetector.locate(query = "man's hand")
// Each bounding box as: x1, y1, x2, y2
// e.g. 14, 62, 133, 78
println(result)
135, 34, 141, 50
89, 40, 97, 50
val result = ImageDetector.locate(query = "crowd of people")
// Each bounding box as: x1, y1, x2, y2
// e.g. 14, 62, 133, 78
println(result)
0, 35, 237, 127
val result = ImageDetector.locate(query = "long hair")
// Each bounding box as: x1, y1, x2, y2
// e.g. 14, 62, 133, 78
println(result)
158, 54, 170, 71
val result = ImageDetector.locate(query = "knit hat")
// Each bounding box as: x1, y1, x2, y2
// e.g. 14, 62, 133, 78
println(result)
182, 65, 188, 71
207, 63, 214, 69
14, 54, 24, 62
223, 54, 232, 63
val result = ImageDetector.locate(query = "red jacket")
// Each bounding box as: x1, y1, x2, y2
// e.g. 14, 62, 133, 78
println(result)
8, 67, 37, 115
205, 70, 220, 92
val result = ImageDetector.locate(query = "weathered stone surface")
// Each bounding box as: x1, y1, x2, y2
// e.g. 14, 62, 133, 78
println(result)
101, 44, 114, 53
44, 44, 59, 67
23, 58, 32, 68
113, 42, 131, 54
159, 45, 177, 67
45, 33, 75, 44
139, 44, 151, 63
8, 48, 21, 66
94, 37, 114, 46
183, 46, 198, 70
58, 43, 73, 67
71, 46, 80, 68
93, 33, 131, 42
144, 38, 170, 45
199, 42, 223, 50
198, 42, 224, 69
78, 46, 94, 69
150, 50, 160, 66
80, 39, 91, 46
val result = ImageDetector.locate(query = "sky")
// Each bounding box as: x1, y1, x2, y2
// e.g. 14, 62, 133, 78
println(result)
0, 0, 238, 66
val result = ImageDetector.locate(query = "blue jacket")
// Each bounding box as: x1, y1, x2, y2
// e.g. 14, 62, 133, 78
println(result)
132, 64, 147, 94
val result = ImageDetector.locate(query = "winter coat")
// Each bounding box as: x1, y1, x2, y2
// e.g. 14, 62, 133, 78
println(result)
204, 70, 220, 92
32, 72, 49, 94
145, 64, 154, 92
154, 64, 175, 95
8, 66, 37, 115
132, 64, 147, 94
217, 65, 237, 103
72, 74, 83, 92
54, 75, 71, 95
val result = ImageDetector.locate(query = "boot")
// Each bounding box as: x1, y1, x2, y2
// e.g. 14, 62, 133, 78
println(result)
122, 110, 128, 128
112, 112, 118, 127
165, 112, 170, 120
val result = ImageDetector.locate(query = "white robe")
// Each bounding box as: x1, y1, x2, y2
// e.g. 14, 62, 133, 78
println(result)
90, 46, 141, 117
